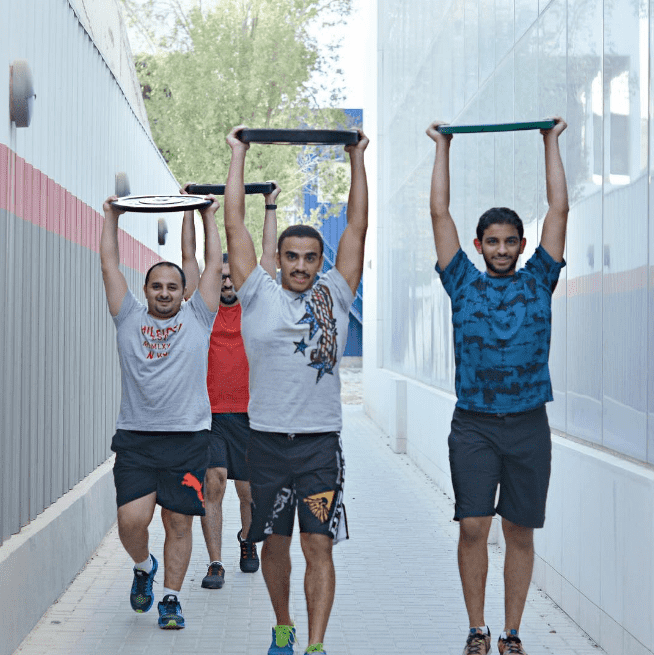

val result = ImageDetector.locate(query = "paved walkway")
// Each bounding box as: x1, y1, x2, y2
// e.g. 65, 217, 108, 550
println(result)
14, 406, 604, 655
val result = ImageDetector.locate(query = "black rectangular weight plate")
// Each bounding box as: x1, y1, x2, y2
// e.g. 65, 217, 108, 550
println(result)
186, 183, 275, 195
437, 120, 557, 134
237, 128, 359, 145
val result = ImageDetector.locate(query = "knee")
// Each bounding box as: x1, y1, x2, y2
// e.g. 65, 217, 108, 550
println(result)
162, 510, 192, 539
204, 468, 227, 501
502, 519, 534, 550
459, 517, 492, 545
300, 533, 333, 564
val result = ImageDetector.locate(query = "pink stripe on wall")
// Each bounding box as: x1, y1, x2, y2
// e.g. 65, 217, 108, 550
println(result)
0, 143, 161, 274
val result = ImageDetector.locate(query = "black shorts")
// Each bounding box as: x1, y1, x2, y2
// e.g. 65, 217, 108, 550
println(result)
247, 430, 348, 544
448, 405, 551, 528
208, 413, 250, 480
111, 429, 210, 516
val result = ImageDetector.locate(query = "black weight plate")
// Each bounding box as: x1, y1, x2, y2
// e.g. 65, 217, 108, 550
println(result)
437, 120, 556, 134
111, 195, 212, 213
238, 128, 359, 145
186, 183, 275, 195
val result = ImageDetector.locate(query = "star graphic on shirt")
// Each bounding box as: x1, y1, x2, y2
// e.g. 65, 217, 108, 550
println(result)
297, 302, 320, 339
294, 338, 308, 355
309, 358, 335, 382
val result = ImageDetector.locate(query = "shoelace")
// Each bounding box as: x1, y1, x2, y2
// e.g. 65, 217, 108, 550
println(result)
501, 635, 524, 654
161, 595, 181, 614
275, 625, 295, 647
466, 633, 488, 654
241, 539, 255, 559
305, 644, 325, 654
209, 563, 224, 576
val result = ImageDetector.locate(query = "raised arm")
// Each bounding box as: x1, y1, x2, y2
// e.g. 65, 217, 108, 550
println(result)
334, 129, 369, 294
539, 117, 569, 262
180, 184, 201, 299
197, 195, 222, 312
100, 195, 128, 316
224, 125, 257, 291
426, 121, 461, 270
260, 181, 280, 278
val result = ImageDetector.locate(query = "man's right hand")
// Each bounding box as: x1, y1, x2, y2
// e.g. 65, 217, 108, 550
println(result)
226, 125, 250, 153
103, 195, 126, 218
426, 120, 453, 145
264, 181, 281, 205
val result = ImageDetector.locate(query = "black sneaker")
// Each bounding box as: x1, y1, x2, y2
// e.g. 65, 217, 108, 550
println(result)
238, 529, 260, 573
130, 555, 158, 613
157, 594, 185, 629
201, 561, 225, 588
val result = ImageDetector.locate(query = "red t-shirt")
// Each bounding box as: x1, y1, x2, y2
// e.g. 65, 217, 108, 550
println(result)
207, 303, 249, 413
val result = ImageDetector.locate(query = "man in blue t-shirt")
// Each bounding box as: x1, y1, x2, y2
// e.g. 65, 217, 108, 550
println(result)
425, 118, 568, 655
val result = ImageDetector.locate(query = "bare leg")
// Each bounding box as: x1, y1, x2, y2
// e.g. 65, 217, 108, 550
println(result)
161, 508, 194, 591
300, 533, 335, 646
117, 492, 157, 563
458, 516, 493, 627
502, 518, 534, 632
261, 534, 293, 626
200, 467, 227, 561
234, 479, 253, 538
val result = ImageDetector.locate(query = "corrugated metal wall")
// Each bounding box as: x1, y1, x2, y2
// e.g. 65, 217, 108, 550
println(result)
0, 0, 181, 545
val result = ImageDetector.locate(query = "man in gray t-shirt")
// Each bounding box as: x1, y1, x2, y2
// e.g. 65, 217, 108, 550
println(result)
101, 192, 221, 631
223, 124, 369, 655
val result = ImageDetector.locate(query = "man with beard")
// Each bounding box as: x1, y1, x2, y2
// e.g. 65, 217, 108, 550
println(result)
101, 191, 221, 630
223, 124, 369, 655
181, 183, 280, 589
425, 118, 568, 655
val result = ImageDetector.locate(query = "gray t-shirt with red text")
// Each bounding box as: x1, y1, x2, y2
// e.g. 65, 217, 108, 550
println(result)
113, 289, 217, 431
238, 265, 354, 433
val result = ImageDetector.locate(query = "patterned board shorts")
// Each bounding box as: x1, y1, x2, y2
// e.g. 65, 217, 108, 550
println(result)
246, 430, 348, 543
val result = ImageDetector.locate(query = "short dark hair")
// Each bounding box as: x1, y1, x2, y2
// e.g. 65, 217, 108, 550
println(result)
145, 261, 186, 289
277, 224, 324, 256
476, 207, 524, 241
222, 252, 229, 264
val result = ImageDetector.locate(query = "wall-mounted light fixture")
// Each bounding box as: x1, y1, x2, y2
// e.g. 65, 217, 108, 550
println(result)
10, 59, 36, 128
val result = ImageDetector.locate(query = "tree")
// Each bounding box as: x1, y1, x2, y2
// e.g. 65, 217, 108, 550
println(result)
120, 0, 354, 252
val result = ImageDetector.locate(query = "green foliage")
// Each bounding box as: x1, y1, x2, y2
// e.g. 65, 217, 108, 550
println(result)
122, 0, 353, 255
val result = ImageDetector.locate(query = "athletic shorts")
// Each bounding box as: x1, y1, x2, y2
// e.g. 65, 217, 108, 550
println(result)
208, 412, 250, 480
111, 429, 210, 516
247, 430, 348, 544
448, 405, 551, 528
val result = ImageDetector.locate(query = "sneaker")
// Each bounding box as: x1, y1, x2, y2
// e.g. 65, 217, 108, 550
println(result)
304, 644, 327, 654
268, 625, 296, 655
157, 594, 185, 629
463, 627, 491, 655
201, 561, 225, 589
130, 555, 158, 613
238, 529, 260, 572
498, 630, 527, 654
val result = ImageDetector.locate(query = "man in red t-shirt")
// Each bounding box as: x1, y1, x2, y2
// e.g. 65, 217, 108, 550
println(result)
181, 182, 279, 589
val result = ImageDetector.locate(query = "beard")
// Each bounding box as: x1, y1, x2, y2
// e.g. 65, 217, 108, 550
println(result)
220, 292, 238, 305
482, 252, 518, 276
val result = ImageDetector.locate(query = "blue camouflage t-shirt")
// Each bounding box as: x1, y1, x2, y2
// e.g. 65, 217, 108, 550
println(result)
436, 245, 565, 413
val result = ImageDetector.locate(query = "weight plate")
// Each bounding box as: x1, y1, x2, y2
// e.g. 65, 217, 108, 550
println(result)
111, 195, 212, 212
437, 120, 557, 134
238, 128, 359, 145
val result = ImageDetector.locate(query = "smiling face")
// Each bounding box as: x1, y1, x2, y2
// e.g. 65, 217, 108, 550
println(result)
474, 223, 526, 277
276, 236, 324, 293
143, 265, 185, 318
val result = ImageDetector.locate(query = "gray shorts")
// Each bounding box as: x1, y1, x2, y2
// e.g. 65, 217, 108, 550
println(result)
448, 405, 551, 528
208, 413, 250, 481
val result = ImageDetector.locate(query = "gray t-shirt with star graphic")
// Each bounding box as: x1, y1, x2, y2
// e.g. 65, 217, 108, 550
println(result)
237, 265, 354, 433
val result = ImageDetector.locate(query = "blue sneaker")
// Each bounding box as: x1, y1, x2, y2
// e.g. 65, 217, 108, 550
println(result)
304, 645, 327, 655
130, 555, 158, 613
268, 625, 296, 654
157, 594, 185, 629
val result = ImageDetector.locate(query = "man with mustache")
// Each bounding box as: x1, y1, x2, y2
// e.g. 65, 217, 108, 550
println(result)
426, 118, 568, 655
180, 184, 280, 589
223, 124, 369, 655
101, 191, 221, 630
